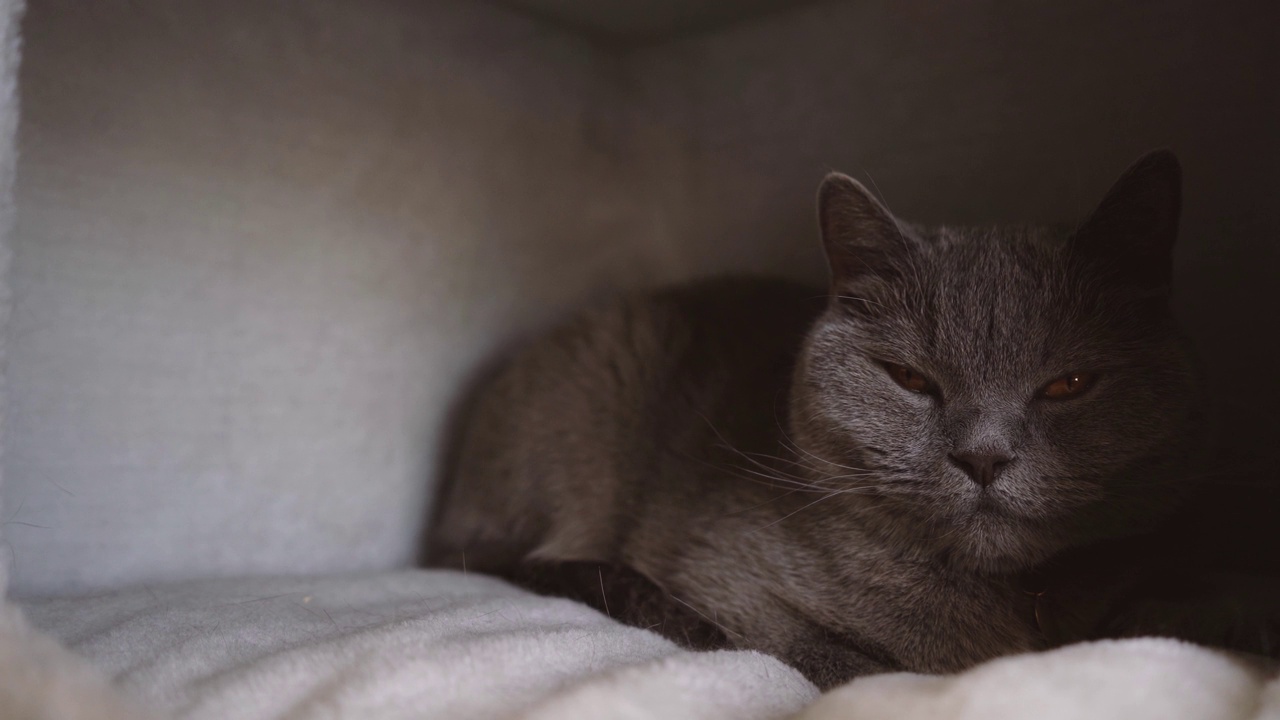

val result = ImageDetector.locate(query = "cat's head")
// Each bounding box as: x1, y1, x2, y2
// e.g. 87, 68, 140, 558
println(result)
790, 151, 1203, 573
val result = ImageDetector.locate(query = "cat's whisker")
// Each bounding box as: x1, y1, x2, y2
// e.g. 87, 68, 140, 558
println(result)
722, 465, 834, 493
750, 489, 854, 533
727, 456, 885, 489
722, 470, 827, 493
774, 422, 871, 475
697, 412, 823, 484
822, 470, 882, 481
749, 500, 835, 534
737, 448, 826, 473
680, 452, 836, 494
666, 593, 743, 640
711, 445, 816, 484
769, 405, 888, 477
725, 488, 806, 517
833, 294, 886, 309
675, 422, 834, 493
696, 411, 883, 493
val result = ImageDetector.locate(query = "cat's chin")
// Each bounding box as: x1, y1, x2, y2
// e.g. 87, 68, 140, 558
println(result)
941, 510, 1063, 575
954, 546, 1050, 575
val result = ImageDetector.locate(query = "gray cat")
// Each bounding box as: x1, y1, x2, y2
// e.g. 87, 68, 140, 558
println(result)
428, 151, 1223, 688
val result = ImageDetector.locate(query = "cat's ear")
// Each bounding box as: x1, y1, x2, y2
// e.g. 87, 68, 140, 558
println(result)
817, 172, 907, 283
1071, 149, 1181, 292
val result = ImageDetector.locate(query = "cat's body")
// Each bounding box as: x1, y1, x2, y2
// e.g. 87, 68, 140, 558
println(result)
431, 278, 1042, 683
429, 152, 1233, 688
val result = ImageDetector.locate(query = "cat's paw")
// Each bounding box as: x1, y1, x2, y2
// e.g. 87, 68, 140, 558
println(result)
782, 629, 903, 691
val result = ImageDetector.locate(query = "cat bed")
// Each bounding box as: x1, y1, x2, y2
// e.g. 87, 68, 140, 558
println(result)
1, 0, 1278, 719
16, 571, 814, 720
12, 570, 1280, 720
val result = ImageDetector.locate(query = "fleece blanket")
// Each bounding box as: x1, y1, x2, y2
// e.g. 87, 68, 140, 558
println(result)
8, 569, 1280, 720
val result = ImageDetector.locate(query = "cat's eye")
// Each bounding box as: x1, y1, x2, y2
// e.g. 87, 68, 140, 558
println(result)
883, 362, 935, 395
1039, 372, 1097, 400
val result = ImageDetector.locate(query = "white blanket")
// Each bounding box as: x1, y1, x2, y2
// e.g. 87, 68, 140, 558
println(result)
8, 570, 1280, 720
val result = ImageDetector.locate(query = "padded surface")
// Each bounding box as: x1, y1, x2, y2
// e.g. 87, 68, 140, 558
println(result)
19, 571, 1280, 720
4, 0, 663, 596
19, 570, 816, 720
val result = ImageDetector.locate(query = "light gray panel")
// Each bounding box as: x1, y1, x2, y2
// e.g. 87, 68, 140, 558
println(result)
0, 0, 22, 595
5, 0, 661, 595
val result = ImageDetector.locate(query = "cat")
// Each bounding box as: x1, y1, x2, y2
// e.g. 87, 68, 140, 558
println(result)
428, 150, 1262, 689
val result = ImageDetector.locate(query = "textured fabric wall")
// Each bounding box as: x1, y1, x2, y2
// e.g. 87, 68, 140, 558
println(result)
4, 0, 672, 596
0, 0, 22, 598
630, 0, 1280, 471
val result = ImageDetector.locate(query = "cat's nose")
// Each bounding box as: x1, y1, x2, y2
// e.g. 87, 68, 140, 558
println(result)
948, 450, 1013, 488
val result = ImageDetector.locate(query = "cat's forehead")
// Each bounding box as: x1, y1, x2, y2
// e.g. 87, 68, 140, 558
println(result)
882, 225, 1107, 380
921, 225, 1073, 310
921, 224, 1064, 274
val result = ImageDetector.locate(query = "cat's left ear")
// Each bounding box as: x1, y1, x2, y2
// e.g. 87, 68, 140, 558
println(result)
1071, 149, 1182, 292
817, 172, 908, 284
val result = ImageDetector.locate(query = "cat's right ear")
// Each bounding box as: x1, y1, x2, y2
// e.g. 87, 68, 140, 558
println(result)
817, 172, 905, 283
1071, 150, 1182, 293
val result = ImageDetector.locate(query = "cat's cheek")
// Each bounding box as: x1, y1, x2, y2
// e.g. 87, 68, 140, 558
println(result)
1029, 400, 1120, 458
1040, 379, 1189, 469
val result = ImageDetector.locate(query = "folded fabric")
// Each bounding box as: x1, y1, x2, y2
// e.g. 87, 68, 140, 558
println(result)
18, 569, 816, 720
799, 638, 1280, 720
0, 601, 158, 720
15, 569, 1280, 720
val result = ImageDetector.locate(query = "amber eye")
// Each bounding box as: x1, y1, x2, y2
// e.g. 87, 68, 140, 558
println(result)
883, 362, 935, 395
1040, 372, 1097, 400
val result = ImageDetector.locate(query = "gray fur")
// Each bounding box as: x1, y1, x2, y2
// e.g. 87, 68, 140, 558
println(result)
428, 151, 1202, 688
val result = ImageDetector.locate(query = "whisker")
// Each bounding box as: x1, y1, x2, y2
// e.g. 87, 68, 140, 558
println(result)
770, 413, 880, 477
833, 294, 887, 309
697, 411, 812, 479
718, 464, 832, 493
726, 488, 806, 517
677, 451, 834, 494
711, 445, 815, 483
751, 489, 855, 534
667, 593, 743, 640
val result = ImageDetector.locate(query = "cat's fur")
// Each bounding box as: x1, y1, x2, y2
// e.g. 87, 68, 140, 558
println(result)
428, 151, 1225, 688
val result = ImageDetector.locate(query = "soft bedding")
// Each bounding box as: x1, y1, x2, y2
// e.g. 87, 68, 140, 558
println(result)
8, 570, 1280, 720
13, 570, 816, 720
